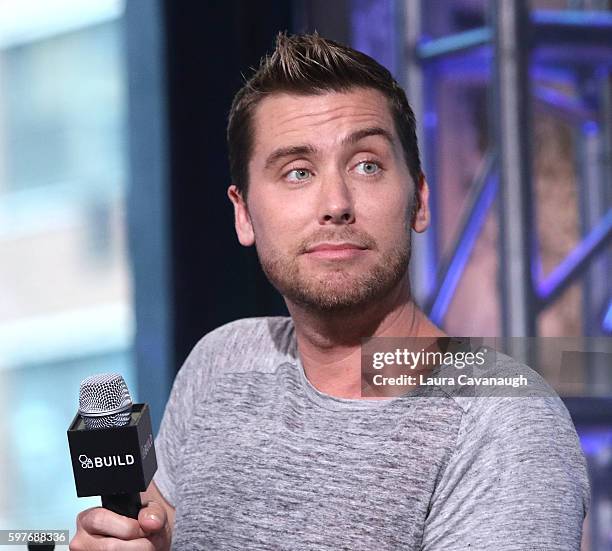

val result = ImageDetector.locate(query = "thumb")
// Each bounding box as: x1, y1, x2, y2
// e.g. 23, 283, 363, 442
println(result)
138, 500, 167, 534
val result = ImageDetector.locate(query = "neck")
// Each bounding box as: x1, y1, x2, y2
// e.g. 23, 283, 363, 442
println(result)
286, 276, 446, 398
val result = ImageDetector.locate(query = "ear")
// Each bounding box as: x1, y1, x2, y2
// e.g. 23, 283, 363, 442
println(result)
227, 185, 255, 246
412, 174, 430, 233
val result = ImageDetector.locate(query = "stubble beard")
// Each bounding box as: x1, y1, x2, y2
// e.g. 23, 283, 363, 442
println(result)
257, 229, 411, 313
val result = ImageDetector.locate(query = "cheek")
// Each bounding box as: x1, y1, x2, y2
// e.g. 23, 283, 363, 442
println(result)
248, 197, 307, 253
357, 188, 412, 240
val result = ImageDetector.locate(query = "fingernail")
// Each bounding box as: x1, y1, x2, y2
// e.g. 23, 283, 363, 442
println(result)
146, 513, 160, 523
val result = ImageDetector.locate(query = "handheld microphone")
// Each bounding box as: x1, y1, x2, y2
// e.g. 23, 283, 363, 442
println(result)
67, 373, 157, 519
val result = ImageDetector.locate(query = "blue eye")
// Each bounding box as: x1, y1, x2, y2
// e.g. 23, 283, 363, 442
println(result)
286, 168, 312, 181
355, 161, 381, 175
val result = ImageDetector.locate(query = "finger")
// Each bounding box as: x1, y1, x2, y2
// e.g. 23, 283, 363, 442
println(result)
89, 535, 157, 550
79, 507, 147, 540
138, 500, 167, 534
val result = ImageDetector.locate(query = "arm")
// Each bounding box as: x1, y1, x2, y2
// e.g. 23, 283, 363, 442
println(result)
420, 396, 590, 551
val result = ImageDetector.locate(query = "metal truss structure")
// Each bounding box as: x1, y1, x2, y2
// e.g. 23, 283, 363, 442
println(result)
405, 0, 612, 355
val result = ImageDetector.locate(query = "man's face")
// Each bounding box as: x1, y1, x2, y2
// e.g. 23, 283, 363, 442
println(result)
229, 87, 429, 312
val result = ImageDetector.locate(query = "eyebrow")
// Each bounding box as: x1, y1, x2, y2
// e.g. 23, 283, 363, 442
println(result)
263, 126, 396, 170
264, 144, 318, 170
342, 126, 395, 148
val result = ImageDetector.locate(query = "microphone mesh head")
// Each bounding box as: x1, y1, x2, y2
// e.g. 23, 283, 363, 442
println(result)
79, 373, 133, 430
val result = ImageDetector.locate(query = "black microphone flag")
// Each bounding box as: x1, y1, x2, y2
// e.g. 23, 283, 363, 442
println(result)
67, 374, 157, 519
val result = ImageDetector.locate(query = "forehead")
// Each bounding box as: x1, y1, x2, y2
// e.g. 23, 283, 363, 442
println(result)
250, 88, 397, 158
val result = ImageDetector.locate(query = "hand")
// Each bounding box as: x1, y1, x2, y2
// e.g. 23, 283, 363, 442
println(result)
69, 500, 171, 550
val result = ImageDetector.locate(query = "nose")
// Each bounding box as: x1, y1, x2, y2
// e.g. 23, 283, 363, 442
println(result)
317, 172, 355, 225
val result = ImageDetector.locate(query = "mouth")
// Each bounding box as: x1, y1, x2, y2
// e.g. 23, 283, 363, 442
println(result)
303, 242, 368, 260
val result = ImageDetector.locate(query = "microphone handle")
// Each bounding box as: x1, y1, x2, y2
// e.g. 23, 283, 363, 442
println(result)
102, 493, 142, 519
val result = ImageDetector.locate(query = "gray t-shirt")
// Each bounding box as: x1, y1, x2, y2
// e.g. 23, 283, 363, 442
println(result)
154, 317, 590, 550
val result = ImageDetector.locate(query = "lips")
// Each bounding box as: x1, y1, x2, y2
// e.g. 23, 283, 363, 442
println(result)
304, 242, 368, 260
306, 242, 367, 253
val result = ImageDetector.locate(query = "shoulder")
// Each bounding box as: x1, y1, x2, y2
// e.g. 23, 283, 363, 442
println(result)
445, 351, 590, 514
197, 316, 295, 350
164, 316, 296, 418
463, 394, 584, 468
431, 349, 578, 438
180, 316, 297, 379
424, 354, 591, 549
449, 350, 581, 454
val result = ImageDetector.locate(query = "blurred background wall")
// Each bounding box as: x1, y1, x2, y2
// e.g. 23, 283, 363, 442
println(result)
0, 0, 610, 548
0, 0, 133, 531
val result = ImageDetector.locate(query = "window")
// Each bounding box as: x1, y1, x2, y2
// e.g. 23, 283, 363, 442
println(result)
0, 0, 133, 533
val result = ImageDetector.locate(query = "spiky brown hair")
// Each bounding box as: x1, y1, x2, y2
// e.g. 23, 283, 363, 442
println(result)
227, 32, 422, 199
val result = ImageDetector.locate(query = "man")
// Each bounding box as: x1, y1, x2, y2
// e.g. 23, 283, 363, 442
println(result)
70, 33, 590, 550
